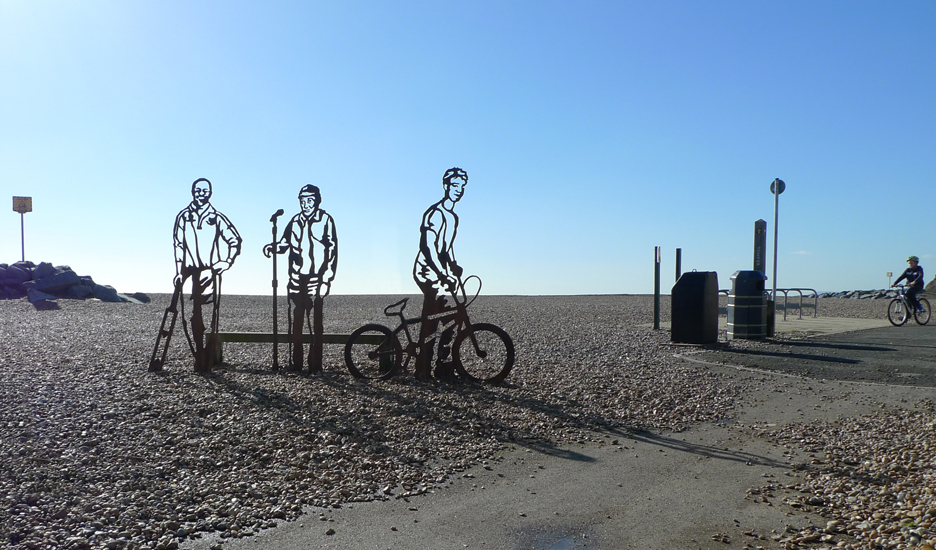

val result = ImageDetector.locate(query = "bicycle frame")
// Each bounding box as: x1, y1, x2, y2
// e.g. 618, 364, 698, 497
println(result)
382, 276, 484, 369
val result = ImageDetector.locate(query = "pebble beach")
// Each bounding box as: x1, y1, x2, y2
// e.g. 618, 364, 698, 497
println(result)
2, 294, 935, 550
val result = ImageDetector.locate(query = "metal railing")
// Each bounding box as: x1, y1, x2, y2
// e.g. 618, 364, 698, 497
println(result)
718, 287, 819, 320
773, 288, 819, 320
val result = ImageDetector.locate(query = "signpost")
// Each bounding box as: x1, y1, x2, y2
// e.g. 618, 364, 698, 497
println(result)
769, 179, 785, 301
653, 246, 661, 330
754, 219, 767, 274
12, 196, 32, 262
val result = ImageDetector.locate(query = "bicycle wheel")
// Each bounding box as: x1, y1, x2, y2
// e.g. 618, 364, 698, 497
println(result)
915, 298, 931, 325
344, 324, 402, 379
453, 323, 515, 384
888, 299, 908, 326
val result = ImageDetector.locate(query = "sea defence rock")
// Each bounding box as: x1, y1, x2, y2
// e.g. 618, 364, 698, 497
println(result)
818, 289, 917, 300
0, 261, 149, 303
27, 288, 57, 303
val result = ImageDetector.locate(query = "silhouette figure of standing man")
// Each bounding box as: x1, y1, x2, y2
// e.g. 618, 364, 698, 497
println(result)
173, 178, 242, 372
264, 185, 338, 373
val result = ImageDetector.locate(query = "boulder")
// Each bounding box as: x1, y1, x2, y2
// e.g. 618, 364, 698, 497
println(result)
118, 293, 143, 304
27, 288, 57, 303
33, 269, 81, 294
3, 283, 25, 299
66, 284, 94, 299
6, 264, 32, 283
33, 262, 59, 280
130, 292, 151, 303
92, 284, 124, 303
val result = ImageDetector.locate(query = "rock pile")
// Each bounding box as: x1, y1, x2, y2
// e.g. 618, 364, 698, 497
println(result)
820, 289, 902, 300
820, 280, 936, 299
0, 261, 149, 304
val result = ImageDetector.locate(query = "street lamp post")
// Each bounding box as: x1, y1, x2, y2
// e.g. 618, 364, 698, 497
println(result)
769, 179, 785, 301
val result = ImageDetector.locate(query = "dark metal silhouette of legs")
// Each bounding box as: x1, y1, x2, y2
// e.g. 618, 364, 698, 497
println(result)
290, 290, 324, 373
190, 269, 215, 373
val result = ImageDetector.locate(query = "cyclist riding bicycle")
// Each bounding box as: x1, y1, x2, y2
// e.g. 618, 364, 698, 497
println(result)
892, 255, 925, 311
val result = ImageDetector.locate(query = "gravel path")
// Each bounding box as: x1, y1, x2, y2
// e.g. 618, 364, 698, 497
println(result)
1, 294, 928, 550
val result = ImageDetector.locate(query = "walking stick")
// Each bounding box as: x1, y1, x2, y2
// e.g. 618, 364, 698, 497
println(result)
270, 209, 284, 370
148, 279, 184, 372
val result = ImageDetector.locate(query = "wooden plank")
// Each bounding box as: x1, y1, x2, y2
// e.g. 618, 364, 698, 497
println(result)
215, 332, 386, 345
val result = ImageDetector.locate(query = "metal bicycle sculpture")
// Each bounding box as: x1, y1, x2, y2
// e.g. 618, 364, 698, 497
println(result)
149, 178, 242, 372
344, 275, 514, 383
887, 284, 931, 326
345, 167, 515, 384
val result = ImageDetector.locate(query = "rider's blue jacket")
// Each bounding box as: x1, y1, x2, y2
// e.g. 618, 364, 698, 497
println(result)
895, 265, 924, 288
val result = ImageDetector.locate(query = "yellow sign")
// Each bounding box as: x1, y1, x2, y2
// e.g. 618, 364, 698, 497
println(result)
12, 196, 32, 214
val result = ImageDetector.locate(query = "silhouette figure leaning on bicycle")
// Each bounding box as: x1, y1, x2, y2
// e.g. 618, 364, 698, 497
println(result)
413, 167, 469, 381
892, 255, 925, 312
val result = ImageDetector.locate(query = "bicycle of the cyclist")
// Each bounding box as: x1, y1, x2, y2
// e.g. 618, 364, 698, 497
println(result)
343, 275, 515, 383
887, 284, 931, 326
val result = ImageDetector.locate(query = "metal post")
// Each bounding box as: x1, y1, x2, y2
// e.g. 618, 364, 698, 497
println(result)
20, 213, 25, 262
270, 209, 284, 371
772, 183, 779, 302
770, 178, 786, 304
675, 248, 682, 282
754, 219, 767, 273
653, 246, 661, 330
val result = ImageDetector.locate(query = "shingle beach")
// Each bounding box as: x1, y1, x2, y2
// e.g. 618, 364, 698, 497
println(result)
3, 294, 935, 550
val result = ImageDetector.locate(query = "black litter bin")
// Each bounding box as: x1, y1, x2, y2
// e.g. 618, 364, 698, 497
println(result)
727, 270, 767, 339
671, 271, 719, 344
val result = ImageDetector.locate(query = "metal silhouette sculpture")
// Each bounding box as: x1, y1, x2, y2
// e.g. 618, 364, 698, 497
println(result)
343, 167, 514, 383
343, 274, 515, 383
413, 167, 468, 380
264, 185, 338, 373
149, 178, 242, 372
268, 208, 285, 370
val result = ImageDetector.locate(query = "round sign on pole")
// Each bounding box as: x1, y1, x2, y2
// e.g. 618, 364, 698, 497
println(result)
770, 178, 785, 195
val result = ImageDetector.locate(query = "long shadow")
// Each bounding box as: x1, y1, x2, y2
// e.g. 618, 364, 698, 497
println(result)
603, 427, 790, 470
717, 348, 861, 364
770, 340, 893, 352
203, 360, 630, 465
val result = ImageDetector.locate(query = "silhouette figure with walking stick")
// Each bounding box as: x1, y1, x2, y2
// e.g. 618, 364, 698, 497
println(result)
149, 178, 241, 372
264, 185, 338, 373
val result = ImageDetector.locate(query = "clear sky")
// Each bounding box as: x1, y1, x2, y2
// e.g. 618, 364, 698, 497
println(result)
2, 1, 934, 296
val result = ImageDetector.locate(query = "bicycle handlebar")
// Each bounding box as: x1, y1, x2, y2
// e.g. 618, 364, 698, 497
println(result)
449, 275, 482, 309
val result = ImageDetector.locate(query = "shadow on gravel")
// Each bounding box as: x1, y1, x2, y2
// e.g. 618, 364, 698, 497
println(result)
199, 361, 634, 465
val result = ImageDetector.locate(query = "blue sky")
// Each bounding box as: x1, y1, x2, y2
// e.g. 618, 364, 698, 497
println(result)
2, 1, 934, 296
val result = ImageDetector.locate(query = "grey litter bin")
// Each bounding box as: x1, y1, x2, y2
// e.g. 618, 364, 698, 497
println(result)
671, 271, 719, 344
727, 270, 767, 339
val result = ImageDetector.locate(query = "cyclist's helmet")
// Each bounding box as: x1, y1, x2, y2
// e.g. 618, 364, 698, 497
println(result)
908, 256, 920, 262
